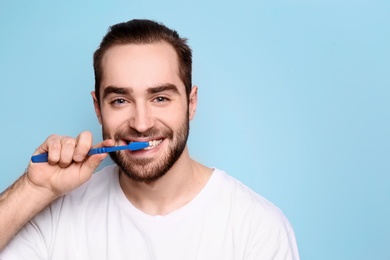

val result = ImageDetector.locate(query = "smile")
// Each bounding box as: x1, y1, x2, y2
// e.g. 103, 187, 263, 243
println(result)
127, 139, 163, 150
144, 139, 163, 149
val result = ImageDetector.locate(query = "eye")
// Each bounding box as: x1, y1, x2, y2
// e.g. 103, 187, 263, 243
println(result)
154, 96, 170, 103
110, 98, 128, 106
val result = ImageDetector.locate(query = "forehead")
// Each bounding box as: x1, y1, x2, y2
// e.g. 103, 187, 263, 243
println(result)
100, 42, 183, 93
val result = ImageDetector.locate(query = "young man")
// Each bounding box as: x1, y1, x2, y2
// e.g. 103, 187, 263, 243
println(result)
0, 19, 299, 259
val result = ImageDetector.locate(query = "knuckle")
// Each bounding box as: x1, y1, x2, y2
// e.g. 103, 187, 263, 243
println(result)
47, 134, 60, 143
62, 137, 77, 147
79, 131, 93, 143
81, 131, 92, 137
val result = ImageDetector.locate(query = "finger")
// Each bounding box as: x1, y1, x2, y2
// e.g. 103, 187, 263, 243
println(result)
73, 131, 93, 162
95, 138, 116, 148
33, 134, 62, 163
57, 137, 77, 168
33, 134, 59, 154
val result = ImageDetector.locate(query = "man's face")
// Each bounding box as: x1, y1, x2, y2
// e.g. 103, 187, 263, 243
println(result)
92, 42, 197, 183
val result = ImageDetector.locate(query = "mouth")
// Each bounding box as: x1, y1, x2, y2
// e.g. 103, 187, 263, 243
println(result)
144, 139, 163, 150
126, 139, 163, 150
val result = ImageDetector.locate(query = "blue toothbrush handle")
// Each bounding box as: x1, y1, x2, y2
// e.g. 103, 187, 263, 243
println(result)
87, 147, 109, 156
31, 142, 149, 163
31, 153, 49, 163
31, 149, 110, 163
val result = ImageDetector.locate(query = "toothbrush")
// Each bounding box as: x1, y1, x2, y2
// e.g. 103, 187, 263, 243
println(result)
31, 141, 149, 163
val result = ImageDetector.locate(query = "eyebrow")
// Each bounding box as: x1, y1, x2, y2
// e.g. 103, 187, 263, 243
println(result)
102, 83, 181, 99
102, 86, 132, 99
146, 83, 181, 95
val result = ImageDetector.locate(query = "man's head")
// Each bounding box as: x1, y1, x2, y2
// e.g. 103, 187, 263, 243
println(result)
92, 19, 197, 183
93, 19, 192, 104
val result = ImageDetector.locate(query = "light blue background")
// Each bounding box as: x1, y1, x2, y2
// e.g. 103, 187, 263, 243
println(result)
1, 1, 389, 259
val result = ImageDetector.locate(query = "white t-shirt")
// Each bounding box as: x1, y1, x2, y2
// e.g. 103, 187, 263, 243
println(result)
1, 166, 299, 259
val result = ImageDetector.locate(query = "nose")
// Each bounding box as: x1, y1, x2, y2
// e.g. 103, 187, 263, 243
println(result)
129, 102, 154, 133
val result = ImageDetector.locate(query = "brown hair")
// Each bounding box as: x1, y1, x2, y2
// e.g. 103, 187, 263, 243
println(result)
93, 19, 192, 103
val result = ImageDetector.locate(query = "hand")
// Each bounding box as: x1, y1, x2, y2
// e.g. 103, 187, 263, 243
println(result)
26, 131, 114, 198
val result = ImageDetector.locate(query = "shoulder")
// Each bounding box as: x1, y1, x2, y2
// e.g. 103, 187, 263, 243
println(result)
212, 168, 283, 213
211, 168, 294, 235
211, 169, 299, 258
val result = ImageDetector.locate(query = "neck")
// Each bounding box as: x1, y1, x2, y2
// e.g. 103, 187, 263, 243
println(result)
119, 147, 212, 216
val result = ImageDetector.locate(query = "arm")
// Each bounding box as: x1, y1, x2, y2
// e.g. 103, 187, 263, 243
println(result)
0, 131, 111, 251
0, 174, 56, 250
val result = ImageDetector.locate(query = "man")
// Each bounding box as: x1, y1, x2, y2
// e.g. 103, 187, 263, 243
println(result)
0, 19, 299, 259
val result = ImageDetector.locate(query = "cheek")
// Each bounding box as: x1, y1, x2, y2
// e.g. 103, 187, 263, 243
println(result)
167, 111, 189, 132
101, 110, 128, 131
154, 105, 188, 126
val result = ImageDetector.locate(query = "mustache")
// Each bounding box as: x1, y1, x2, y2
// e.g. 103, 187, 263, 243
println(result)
106, 127, 174, 141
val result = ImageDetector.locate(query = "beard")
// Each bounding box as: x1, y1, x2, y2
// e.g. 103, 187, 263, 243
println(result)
102, 117, 189, 183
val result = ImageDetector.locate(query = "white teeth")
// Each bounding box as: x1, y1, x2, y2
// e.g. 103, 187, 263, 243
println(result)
145, 139, 163, 149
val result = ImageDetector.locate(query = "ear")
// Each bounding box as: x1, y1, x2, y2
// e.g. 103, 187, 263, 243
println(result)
91, 91, 103, 125
188, 86, 198, 120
